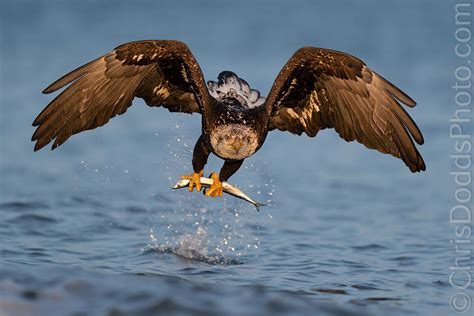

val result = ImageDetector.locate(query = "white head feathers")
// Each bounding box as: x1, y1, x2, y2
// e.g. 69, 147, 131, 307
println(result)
207, 71, 266, 109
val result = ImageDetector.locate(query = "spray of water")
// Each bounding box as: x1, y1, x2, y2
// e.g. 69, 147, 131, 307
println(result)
145, 120, 272, 265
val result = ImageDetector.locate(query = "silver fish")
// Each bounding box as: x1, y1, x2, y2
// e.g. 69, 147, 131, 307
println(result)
172, 177, 265, 211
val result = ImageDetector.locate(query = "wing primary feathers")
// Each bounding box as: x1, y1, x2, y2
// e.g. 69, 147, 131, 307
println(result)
373, 72, 416, 107
388, 96, 424, 145
266, 46, 425, 172
42, 56, 103, 94
32, 40, 208, 151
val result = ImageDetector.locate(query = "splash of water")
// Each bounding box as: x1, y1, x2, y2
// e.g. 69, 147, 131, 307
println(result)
148, 225, 242, 265
145, 123, 269, 265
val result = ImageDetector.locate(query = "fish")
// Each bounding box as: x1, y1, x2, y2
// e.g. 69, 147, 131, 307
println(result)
172, 177, 265, 211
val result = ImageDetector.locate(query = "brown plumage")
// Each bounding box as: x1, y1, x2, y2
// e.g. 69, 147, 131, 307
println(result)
32, 40, 425, 197
32, 40, 208, 151
267, 47, 425, 172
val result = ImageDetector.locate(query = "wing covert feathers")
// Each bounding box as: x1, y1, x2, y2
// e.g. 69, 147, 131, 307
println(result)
267, 47, 425, 172
33, 40, 208, 151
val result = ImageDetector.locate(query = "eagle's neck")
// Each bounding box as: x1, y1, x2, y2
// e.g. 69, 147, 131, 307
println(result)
207, 71, 266, 110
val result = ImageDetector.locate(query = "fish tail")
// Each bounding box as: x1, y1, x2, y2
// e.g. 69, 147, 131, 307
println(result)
255, 203, 266, 211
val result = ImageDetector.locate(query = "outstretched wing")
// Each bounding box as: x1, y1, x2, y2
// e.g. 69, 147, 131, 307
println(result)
266, 47, 425, 172
32, 40, 210, 151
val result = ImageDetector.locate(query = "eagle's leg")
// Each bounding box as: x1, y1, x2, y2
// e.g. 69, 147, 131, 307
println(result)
181, 135, 209, 192
205, 160, 243, 198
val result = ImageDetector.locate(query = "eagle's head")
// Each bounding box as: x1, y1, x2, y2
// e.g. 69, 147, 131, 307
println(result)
210, 124, 259, 160
207, 71, 266, 110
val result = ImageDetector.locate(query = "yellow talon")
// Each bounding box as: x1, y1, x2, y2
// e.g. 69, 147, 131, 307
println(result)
205, 172, 223, 198
181, 170, 203, 192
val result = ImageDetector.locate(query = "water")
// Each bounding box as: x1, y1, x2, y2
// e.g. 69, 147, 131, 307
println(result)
0, 1, 467, 315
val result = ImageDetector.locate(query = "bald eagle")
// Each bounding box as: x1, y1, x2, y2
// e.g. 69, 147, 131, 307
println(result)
32, 40, 425, 197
